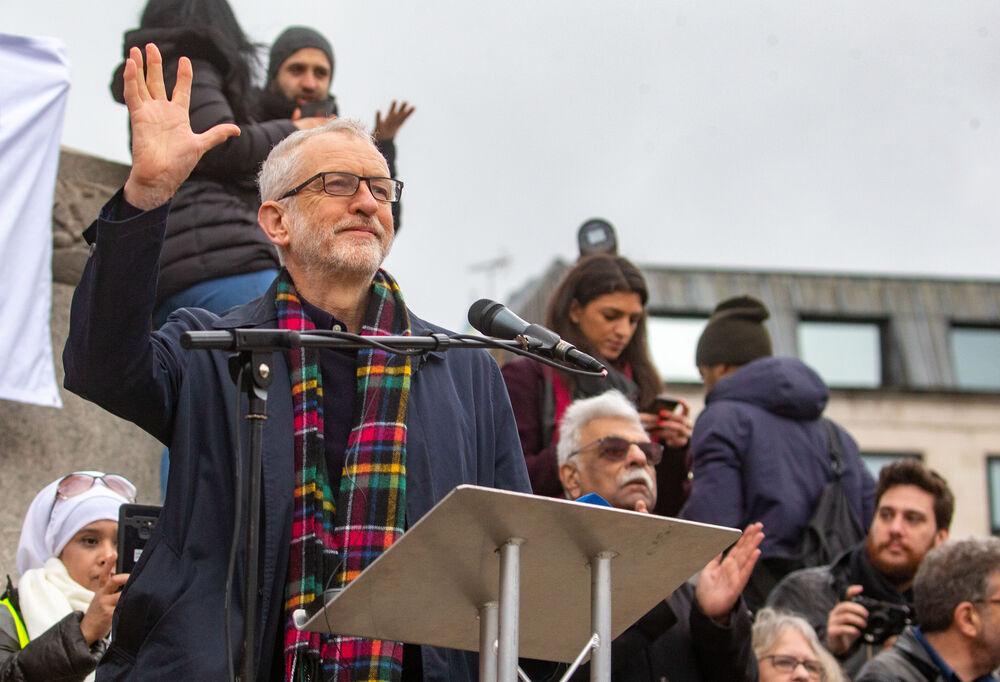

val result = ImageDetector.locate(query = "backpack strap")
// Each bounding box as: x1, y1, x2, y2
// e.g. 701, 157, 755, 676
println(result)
823, 418, 845, 479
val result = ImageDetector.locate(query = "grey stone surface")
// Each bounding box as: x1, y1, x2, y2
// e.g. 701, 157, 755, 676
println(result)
0, 149, 159, 580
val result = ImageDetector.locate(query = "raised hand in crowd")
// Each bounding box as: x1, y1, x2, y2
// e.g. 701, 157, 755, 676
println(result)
638, 398, 694, 449
374, 100, 415, 141
290, 106, 335, 130
121, 43, 240, 210
695, 522, 764, 624
79, 571, 130, 646
825, 584, 868, 655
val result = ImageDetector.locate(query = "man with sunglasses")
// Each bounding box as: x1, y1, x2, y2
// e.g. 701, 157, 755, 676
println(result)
63, 44, 529, 681
546, 390, 762, 681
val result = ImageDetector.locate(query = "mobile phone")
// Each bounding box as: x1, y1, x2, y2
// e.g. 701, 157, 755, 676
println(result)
646, 397, 683, 415
298, 97, 338, 118
116, 504, 161, 574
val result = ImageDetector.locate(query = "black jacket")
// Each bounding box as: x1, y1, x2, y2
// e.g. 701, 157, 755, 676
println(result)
111, 27, 293, 307
0, 581, 105, 682
522, 583, 757, 682
767, 545, 914, 678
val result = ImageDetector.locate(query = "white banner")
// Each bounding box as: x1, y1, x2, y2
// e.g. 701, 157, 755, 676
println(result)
0, 34, 70, 408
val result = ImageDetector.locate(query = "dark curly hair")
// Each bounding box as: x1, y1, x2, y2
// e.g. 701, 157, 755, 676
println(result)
876, 459, 954, 531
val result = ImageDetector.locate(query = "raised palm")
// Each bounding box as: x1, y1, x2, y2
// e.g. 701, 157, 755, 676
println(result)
694, 522, 764, 621
122, 44, 240, 210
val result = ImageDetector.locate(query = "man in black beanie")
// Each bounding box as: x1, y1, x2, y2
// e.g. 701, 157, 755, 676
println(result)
257, 26, 414, 226
680, 295, 875, 608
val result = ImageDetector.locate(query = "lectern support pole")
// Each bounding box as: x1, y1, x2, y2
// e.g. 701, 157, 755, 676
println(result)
479, 601, 499, 682
590, 552, 615, 682
497, 538, 524, 681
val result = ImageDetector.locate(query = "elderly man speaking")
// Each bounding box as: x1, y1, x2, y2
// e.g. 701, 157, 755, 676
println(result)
63, 44, 529, 681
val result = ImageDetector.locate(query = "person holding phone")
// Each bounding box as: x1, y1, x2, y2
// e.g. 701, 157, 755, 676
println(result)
0, 472, 135, 682
501, 253, 694, 516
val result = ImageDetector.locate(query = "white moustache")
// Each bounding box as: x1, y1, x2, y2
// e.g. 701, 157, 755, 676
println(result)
333, 216, 386, 238
618, 468, 654, 490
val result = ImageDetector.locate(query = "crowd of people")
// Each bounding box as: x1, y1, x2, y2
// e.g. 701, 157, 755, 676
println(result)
3, 0, 998, 680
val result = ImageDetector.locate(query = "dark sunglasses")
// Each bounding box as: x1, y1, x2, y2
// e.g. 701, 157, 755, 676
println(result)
55, 472, 136, 503
567, 436, 663, 466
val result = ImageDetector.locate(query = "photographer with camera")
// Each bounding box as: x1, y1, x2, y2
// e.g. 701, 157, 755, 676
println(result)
766, 459, 954, 678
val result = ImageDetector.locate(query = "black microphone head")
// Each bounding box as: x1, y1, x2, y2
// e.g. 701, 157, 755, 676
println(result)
467, 299, 531, 339
468, 299, 503, 333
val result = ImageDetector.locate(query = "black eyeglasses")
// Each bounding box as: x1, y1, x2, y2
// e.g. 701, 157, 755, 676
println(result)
759, 655, 824, 680
567, 436, 663, 466
278, 171, 404, 203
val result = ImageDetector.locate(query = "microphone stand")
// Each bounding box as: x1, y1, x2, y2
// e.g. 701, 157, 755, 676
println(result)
180, 328, 604, 682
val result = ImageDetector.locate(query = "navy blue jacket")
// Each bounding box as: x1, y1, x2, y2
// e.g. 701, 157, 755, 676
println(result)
680, 357, 875, 557
63, 193, 530, 680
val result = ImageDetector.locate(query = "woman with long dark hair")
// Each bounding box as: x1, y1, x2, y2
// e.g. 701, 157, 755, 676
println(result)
501, 254, 694, 516
110, 0, 330, 329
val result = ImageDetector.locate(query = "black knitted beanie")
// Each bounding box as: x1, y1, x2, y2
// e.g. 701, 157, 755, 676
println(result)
267, 27, 334, 87
695, 295, 773, 367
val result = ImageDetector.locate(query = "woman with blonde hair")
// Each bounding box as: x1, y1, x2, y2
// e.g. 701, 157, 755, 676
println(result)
753, 607, 846, 682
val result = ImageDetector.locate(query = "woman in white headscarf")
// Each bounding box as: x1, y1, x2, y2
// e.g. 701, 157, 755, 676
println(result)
0, 472, 136, 682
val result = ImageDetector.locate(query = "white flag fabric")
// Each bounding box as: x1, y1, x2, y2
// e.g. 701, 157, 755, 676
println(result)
0, 34, 70, 408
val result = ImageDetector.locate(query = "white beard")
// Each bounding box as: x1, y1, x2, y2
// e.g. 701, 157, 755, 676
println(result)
286, 210, 392, 279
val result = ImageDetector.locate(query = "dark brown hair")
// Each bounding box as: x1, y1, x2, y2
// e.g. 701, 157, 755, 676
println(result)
544, 254, 662, 406
876, 459, 955, 531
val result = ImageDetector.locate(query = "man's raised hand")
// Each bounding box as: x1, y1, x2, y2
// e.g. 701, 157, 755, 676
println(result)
122, 43, 240, 210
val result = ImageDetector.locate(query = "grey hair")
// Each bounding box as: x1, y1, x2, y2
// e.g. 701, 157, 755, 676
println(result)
914, 537, 1000, 633
257, 118, 384, 203
555, 390, 643, 467
752, 608, 847, 682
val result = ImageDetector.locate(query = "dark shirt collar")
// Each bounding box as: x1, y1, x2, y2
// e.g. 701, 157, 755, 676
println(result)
298, 295, 347, 332
913, 626, 999, 682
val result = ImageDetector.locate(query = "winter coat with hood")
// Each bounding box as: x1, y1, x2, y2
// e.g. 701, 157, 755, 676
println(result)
110, 27, 294, 309
679, 356, 876, 558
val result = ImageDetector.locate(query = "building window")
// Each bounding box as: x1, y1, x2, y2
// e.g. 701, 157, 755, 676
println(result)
646, 315, 708, 384
798, 320, 882, 388
989, 457, 1000, 536
951, 326, 1000, 390
860, 452, 921, 480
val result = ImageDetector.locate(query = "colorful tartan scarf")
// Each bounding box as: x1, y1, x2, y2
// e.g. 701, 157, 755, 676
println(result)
278, 268, 413, 682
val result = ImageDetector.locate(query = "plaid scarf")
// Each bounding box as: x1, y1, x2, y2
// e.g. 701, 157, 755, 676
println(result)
278, 268, 412, 681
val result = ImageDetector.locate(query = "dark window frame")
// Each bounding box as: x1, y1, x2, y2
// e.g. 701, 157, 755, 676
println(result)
949, 322, 1000, 391
796, 315, 894, 389
988, 455, 1000, 536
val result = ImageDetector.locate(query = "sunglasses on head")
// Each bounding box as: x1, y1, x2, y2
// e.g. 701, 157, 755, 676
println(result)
55, 473, 136, 503
567, 436, 663, 466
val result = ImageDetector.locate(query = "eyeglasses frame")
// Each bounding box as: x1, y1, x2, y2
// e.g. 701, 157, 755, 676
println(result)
566, 436, 663, 467
278, 171, 404, 203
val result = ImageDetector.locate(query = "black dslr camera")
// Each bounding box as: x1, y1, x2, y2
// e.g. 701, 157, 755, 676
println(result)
851, 595, 914, 645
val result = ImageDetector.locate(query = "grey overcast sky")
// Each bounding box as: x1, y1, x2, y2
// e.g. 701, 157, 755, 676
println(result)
7, 1, 1000, 330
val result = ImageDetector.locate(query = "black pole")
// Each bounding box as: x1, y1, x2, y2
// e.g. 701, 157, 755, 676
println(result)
238, 351, 271, 682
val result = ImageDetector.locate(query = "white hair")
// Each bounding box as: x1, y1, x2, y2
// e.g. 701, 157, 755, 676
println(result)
257, 118, 385, 203
556, 390, 643, 467
752, 608, 847, 682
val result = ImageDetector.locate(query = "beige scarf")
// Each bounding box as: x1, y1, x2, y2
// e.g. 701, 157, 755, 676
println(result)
18, 557, 97, 681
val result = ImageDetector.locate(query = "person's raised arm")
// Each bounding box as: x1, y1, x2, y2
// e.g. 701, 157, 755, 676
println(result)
122, 43, 240, 211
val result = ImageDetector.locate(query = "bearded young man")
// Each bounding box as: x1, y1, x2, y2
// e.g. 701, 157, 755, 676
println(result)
63, 44, 529, 681
767, 459, 954, 678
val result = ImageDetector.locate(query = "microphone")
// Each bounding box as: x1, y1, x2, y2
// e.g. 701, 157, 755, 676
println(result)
468, 299, 606, 374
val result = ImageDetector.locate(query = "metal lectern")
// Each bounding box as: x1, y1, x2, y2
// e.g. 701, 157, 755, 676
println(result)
296, 485, 740, 681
